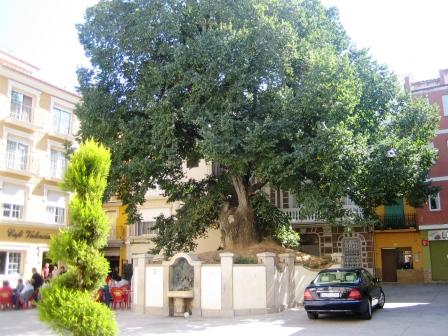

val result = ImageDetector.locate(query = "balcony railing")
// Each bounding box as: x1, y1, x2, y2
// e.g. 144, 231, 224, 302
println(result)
376, 214, 416, 230
108, 226, 126, 241
10, 101, 33, 122
0, 148, 39, 176
281, 204, 363, 224
6, 101, 44, 129
145, 185, 164, 197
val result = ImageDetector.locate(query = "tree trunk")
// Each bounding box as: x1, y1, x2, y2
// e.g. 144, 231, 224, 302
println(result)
219, 176, 258, 248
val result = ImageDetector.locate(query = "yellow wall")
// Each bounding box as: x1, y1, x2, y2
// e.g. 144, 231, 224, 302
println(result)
0, 75, 8, 95
374, 231, 423, 282
39, 92, 51, 110
374, 231, 422, 270
103, 202, 128, 274
375, 200, 416, 216
404, 200, 416, 215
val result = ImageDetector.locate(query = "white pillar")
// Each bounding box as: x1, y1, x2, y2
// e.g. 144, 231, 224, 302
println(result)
257, 252, 276, 313
220, 252, 235, 316
131, 253, 153, 313
279, 253, 295, 308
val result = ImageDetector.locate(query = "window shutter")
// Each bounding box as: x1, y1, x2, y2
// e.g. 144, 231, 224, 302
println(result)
1, 183, 25, 205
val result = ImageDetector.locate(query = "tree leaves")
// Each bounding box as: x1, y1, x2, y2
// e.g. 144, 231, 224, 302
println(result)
76, 0, 438, 251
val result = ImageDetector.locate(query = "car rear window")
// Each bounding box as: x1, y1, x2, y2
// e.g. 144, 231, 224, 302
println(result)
314, 271, 359, 284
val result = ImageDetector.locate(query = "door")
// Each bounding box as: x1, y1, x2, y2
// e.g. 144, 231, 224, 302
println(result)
342, 238, 362, 268
430, 241, 448, 281
384, 199, 404, 228
381, 248, 397, 282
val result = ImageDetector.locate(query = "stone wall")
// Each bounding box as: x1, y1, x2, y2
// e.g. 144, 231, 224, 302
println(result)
132, 252, 320, 317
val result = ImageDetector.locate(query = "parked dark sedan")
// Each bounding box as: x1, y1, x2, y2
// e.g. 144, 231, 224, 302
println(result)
303, 268, 385, 320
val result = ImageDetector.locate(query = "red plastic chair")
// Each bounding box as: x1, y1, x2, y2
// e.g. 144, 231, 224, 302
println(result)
111, 288, 126, 309
0, 288, 13, 310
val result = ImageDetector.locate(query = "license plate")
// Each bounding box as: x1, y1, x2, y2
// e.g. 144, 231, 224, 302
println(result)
320, 292, 340, 298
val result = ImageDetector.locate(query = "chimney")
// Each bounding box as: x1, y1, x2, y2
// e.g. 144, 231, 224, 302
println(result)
439, 69, 448, 85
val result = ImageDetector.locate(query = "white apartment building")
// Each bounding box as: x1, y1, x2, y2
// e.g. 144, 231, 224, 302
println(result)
0, 51, 80, 286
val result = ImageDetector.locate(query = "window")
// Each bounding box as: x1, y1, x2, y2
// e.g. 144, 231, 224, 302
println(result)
0, 251, 22, 275
397, 247, 413, 269
6, 139, 28, 171
46, 190, 66, 224
52, 107, 71, 135
429, 193, 441, 211
443, 95, 448, 116
47, 206, 65, 224
50, 150, 67, 179
269, 188, 277, 206
10, 91, 32, 122
2, 203, 23, 219
135, 221, 158, 236
134, 208, 170, 236
282, 190, 289, 209
1, 183, 25, 219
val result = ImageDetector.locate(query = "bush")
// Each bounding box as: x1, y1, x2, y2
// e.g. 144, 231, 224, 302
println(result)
38, 140, 117, 335
38, 281, 117, 336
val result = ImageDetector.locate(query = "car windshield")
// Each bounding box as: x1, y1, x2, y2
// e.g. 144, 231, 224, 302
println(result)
314, 271, 359, 284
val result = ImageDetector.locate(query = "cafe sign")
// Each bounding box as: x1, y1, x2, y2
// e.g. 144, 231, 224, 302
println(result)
428, 230, 448, 241
0, 226, 56, 242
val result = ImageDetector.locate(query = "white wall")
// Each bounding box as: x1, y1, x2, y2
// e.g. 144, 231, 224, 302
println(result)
233, 265, 266, 310
201, 266, 221, 310
132, 266, 138, 304
293, 265, 318, 305
146, 266, 164, 307
275, 268, 288, 309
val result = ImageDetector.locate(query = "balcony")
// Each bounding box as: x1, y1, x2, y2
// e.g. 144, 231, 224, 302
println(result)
375, 214, 417, 230
0, 149, 39, 177
281, 204, 363, 224
108, 226, 126, 247
3, 102, 43, 131
145, 185, 164, 198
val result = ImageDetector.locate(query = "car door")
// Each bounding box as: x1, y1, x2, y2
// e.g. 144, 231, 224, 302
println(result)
361, 269, 381, 305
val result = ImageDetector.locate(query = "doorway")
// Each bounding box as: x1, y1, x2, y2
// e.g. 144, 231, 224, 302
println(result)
430, 241, 448, 281
381, 248, 397, 282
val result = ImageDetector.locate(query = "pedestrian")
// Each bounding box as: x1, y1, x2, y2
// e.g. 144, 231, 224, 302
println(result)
31, 267, 44, 301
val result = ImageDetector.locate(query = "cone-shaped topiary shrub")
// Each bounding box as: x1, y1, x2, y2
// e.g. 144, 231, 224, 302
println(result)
38, 140, 117, 336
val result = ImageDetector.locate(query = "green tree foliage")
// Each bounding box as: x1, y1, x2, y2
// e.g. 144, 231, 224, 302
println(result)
38, 140, 117, 336
76, 0, 438, 251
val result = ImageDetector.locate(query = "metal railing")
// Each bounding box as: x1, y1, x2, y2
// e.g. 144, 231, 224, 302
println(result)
8, 101, 45, 128
281, 204, 363, 224
0, 147, 39, 176
376, 214, 416, 230
108, 226, 126, 240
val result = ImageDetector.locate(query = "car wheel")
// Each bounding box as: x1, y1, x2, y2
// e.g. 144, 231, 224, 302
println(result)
362, 299, 372, 320
307, 312, 318, 320
377, 291, 385, 309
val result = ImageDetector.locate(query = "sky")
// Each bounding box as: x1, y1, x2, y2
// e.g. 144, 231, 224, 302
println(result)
0, 0, 447, 93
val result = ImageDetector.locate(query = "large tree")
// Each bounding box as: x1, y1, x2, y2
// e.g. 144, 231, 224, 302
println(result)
76, 0, 438, 253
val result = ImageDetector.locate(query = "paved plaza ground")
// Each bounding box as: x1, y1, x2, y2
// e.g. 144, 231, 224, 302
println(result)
1, 284, 447, 336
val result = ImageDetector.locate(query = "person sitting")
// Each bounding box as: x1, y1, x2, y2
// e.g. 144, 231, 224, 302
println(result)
115, 278, 130, 288
100, 278, 113, 308
0, 280, 12, 291
0, 280, 13, 310
19, 281, 34, 308
12, 279, 24, 309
